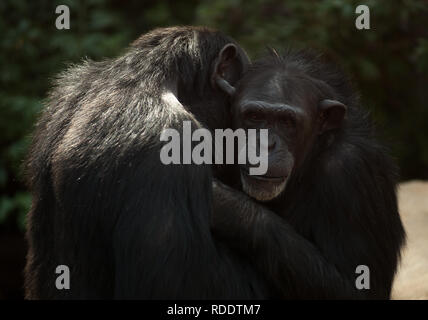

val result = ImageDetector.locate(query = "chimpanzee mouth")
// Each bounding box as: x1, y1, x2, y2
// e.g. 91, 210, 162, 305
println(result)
240, 167, 288, 201
240, 167, 288, 183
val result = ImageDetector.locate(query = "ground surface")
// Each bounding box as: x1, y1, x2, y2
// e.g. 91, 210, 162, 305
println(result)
392, 180, 428, 300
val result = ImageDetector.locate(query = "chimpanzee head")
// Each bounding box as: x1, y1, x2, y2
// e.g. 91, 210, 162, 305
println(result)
220, 50, 349, 201
162, 27, 251, 131
132, 27, 250, 131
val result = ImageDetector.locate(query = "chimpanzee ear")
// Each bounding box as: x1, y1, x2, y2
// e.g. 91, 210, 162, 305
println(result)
211, 43, 246, 97
318, 99, 347, 134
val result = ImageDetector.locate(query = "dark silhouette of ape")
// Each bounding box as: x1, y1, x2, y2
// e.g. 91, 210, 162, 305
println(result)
212, 49, 406, 299
25, 25, 404, 299
24, 26, 270, 299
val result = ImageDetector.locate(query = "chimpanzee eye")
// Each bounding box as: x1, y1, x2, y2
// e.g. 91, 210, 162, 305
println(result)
282, 115, 296, 127
245, 111, 264, 122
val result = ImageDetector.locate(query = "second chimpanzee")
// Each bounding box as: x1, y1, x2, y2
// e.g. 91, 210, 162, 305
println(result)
212, 49, 406, 299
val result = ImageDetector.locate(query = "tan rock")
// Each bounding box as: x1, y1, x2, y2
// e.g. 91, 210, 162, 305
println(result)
391, 180, 428, 300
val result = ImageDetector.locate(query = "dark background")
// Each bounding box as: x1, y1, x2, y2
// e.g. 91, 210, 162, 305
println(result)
0, 0, 427, 299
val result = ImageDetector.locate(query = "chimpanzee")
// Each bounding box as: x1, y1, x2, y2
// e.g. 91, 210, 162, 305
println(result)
211, 49, 406, 299
24, 26, 273, 299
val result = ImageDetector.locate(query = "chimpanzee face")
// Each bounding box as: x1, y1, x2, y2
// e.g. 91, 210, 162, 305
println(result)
232, 69, 347, 201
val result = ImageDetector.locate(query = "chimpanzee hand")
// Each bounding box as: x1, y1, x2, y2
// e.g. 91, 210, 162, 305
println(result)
211, 178, 269, 253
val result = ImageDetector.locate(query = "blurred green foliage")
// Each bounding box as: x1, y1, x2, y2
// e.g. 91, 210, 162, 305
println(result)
0, 0, 427, 230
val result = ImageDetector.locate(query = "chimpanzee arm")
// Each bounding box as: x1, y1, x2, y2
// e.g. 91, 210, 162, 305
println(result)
211, 179, 369, 299
112, 148, 268, 299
